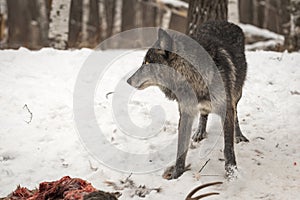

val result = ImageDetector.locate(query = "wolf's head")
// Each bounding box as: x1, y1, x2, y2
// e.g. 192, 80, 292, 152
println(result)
127, 28, 176, 90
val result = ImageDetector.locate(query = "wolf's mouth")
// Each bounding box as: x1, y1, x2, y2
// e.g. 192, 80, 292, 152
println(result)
137, 81, 152, 90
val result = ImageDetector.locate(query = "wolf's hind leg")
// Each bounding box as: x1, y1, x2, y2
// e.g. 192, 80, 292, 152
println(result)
192, 114, 208, 142
234, 111, 249, 143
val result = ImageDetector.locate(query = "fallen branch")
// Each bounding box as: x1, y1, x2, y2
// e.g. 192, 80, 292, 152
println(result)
105, 92, 114, 99
23, 104, 33, 124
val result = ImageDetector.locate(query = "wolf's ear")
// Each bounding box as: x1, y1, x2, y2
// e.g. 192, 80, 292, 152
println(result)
158, 28, 173, 51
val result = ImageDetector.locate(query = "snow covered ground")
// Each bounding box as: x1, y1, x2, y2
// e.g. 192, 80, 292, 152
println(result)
0, 48, 299, 199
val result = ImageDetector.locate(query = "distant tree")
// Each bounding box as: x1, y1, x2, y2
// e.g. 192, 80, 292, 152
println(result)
36, 0, 49, 46
285, 0, 300, 51
103, 0, 116, 38
88, 0, 101, 45
0, 0, 7, 48
48, 0, 71, 49
7, 0, 32, 48
121, 0, 158, 31
186, 0, 228, 36
82, 0, 90, 43
68, 0, 83, 48
99, 0, 108, 40
79, 0, 101, 47
121, 0, 135, 31
112, 0, 122, 35
5, 0, 49, 49
161, 6, 172, 29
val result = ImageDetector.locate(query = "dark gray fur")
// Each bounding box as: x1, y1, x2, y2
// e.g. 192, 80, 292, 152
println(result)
127, 21, 249, 179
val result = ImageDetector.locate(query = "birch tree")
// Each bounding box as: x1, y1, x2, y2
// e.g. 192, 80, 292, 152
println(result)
161, 8, 172, 29
285, 0, 300, 51
228, 0, 239, 24
48, 0, 71, 49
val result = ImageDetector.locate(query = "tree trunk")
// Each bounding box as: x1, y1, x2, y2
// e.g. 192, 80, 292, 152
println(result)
36, 0, 49, 46
263, 0, 270, 29
186, 0, 228, 36
161, 8, 172, 29
252, 0, 259, 26
88, 0, 100, 46
48, 0, 71, 49
239, 0, 253, 25
121, 0, 135, 31
278, 0, 290, 35
135, 0, 143, 28
80, 0, 100, 48
104, 0, 116, 38
81, 0, 90, 43
112, 0, 122, 35
142, 0, 157, 27
99, 0, 108, 40
285, 0, 300, 51
68, 0, 82, 48
7, 0, 32, 48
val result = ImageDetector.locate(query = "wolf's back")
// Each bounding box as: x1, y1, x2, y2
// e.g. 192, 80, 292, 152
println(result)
193, 20, 245, 53
190, 20, 247, 94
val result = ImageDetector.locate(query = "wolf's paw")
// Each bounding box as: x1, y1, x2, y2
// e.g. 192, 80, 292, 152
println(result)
225, 165, 238, 181
162, 164, 191, 180
235, 135, 249, 143
192, 131, 207, 142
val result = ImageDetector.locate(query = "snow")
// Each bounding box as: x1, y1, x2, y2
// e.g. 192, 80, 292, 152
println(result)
239, 24, 285, 41
159, 0, 188, 9
240, 23, 285, 51
0, 48, 299, 199
245, 40, 281, 51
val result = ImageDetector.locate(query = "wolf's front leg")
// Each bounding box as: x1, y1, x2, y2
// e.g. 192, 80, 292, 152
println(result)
163, 111, 194, 180
223, 104, 238, 179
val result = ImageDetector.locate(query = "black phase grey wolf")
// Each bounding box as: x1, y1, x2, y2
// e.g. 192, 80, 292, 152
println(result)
127, 21, 249, 179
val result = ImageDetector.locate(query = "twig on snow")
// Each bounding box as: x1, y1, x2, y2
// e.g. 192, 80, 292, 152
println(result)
88, 160, 98, 172
23, 104, 33, 124
105, 173, 161, 198
198, 159, 210, 173
105, 92, 114, 99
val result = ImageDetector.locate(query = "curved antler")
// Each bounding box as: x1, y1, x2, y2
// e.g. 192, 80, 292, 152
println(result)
185, 182, 223, 200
